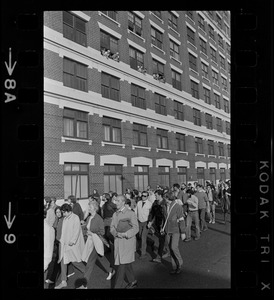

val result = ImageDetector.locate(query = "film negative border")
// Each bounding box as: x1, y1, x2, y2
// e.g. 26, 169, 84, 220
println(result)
1, 2, 273, 299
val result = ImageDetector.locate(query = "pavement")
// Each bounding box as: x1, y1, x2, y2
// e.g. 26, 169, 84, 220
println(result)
44, 206, 230, 289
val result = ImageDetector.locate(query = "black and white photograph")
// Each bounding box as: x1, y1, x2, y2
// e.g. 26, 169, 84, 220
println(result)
43, 10, 231, 289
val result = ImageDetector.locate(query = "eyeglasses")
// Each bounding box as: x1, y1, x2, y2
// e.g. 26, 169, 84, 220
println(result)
142, 195, 148, 198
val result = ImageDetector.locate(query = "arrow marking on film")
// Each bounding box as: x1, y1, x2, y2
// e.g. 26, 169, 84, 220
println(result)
5, 48, 17, 76
4, 202, 16, 229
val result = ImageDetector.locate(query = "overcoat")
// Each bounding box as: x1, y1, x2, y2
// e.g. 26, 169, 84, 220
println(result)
58, 212, 85, 264
110, 206, 139, 265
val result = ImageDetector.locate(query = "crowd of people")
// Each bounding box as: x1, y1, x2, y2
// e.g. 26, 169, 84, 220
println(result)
44, 180, 231, 289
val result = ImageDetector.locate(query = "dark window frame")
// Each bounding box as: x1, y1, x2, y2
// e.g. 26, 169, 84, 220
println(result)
193, 108, 202, 126
157, 129, 168, 149
176, 132, 186, 151
133, 123, 148, 147
174, 100, 184, 121
155, 93, 167, 116
191, 80, 199, 99
63, 107, 88, 139
101, 72, 120, 101
103, 116, 122, 143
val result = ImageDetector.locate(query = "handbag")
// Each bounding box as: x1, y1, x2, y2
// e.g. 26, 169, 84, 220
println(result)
116, 218, 132, 233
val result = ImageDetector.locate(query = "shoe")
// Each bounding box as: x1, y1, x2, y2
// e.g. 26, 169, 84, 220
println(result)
67, 272, 75, 278
194, 237, 200, 241
176, 267, 182, 274
54, 281, 67, 289
202, 228, 208, 232
209, 220, 212, 224
45, 279, 54, 284
162, 252, 170, 258
184, 238, 191, 242
169, 269, 177, 275
125, 280, 138, 289
152, 257, 161, 263
106, 269, 115, 280
212, 220, 215, 224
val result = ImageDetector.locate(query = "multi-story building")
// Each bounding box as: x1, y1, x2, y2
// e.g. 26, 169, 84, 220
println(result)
44, 10, 230, 199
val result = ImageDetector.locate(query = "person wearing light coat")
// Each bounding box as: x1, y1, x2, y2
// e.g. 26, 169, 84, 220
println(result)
55, 203, 85, 289
110, 195, 139, 288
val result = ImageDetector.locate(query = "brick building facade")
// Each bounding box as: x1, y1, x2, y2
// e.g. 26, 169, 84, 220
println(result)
44, 10, 231, 200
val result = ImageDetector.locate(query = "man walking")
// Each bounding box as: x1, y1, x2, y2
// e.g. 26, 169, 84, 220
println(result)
136, 191, 152, 259
110, 195, 139, 289
195, 184, 209, 232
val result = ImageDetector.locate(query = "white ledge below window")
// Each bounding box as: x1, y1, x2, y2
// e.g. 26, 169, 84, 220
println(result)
195, 153, 206, 157
151, 44, 166, 55
98, 11, 121, 27
127, 29, 146, 42
101, 141, 125, 148
187, 41, 197, 50
219, 156, 226, 159
168, 26, 180, 37
176, 151, 188, 155
62, 136, 92, 145
170, 56, 182, 65
208, 155, 217, 158
156, 148, 172, 153
132, 145, 151, 151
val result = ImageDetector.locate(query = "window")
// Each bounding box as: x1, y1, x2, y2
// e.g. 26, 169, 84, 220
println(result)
157, 129, 168, 149
128, 11, 142, 36
104, 164, 123, 194
197, 167, 205, 186
170, 40, 180, 61
133, 123, 148, 147
204, 88, 211, 104
174, 100, 184, 121
218, 142, 225, 156
193, 109, 201, 126
209, 168, 216, 185
103, 116, 122, 143
201, 62, 209, 78
176, 133, 186, 151
227, 144, 231, 157
205, 113, 213, 130
191, 80, 199, 99
155, 93, 167, 116
220, 56, 226, 69
228, 62, 231, 74
168, 11, 178, 31
63, 58, 88, 92
101, 11, 117, 21
134, 166, 149, 192
221, 77, 228, 90
220, 168, 226, 181
224, 99, 230, 113
198, 15, 205, 31
200, 38, 207, 55
186, 11, 194, 20
158, 166, 170, 187
216, 14, 222, 29
172, 70, 182, 90
216, 118, 223, 133
189, 53, 197, 72
226, 43, 231, 56
129, 47, 144, 70
214, 94, 221, 109
153, 59, 165, 78
212, 70, 219, 85
100, 30, 119, 56
225, 24, 230, 37
218, 34, 224, 48
101, 72, 120, 101
225, 121, 230, 135
151, 27, 163, 49
208, 25, 215, 40
63, 11, 87, 46
131, 84, 146, 109
64, 163, 89, 199
187, 27, 195, 45
208, 140, 215, 155
152, 11, 162, 19
195, 137, 203, 153
178, 167, 187, 185
63, 108, 88, 139
210, 47, 217, 62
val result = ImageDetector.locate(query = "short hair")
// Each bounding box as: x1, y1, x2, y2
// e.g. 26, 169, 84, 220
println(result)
112, 192, 118, 198
54, 206, 62, 214
173, 183, 180, 189
186, 189, 194, 195
61, 203, 72, 212
125, 198, 131, 206
89, 200, 99, 212
68, 195, 76, 203
74, 277, 88, 289
163, 191, 176, 201
103, 193, 110, 201
155, 189, 164, 197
